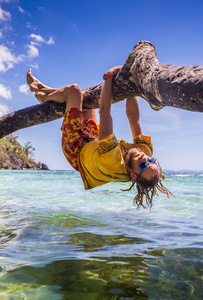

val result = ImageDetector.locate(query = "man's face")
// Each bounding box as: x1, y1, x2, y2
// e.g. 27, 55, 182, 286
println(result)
125, 148, 159, 181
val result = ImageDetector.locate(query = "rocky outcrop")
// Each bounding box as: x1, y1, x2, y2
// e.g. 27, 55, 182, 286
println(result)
0, 134, 49, 170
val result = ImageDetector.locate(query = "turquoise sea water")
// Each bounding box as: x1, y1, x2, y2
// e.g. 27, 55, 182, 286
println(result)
0, 170, 202, 300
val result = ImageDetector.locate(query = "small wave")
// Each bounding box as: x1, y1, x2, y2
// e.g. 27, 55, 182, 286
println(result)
175, 174, 190, 177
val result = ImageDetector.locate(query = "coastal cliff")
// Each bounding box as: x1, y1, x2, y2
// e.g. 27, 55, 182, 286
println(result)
0, 134, 49, 170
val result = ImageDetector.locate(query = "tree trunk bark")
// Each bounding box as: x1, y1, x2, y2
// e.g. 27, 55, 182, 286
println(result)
0, 40, 202, 139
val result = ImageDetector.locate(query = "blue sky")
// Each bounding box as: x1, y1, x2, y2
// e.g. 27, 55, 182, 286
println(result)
0, 0, 203, 171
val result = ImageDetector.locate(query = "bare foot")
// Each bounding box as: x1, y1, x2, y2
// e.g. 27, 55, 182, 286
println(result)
27, 69, 37, 86
35, 91, 46, 104
27, 69, 53, 93
27, 69, 43, 92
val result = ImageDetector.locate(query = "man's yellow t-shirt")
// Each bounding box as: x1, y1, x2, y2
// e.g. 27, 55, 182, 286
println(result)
78, 133, 153, 190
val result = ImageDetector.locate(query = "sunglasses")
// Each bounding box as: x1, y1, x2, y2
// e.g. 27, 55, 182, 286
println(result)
136, 157, 156, 180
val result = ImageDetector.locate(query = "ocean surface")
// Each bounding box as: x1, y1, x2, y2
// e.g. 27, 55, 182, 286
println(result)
0, 170, 202, 300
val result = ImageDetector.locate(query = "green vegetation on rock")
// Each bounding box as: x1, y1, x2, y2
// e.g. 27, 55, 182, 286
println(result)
0, 134, 48, 170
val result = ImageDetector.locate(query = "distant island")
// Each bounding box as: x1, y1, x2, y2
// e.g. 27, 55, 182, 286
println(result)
164, 170, 203, 174
0, 134, 49, 170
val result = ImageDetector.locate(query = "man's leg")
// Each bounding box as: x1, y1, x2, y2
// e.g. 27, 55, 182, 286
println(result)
27, 69, 83, 110
27, 70, 97, 119
35, 84, 83, 111
27, 70, 97, 120
83, 109, 97, 123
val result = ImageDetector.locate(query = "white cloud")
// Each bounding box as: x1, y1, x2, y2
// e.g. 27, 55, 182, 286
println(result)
47, 36, 54, 45
19, 83, 29, 95
27, 43, 39, 58
71, 22, 79, 31
154, 146, 166, 151
25, 34, 54, 59
144, 124, 169, 132
144, 109, 181, 133
38, 6, 45, 11
0, 102, 10, 117
0, 25, 54, 72
18, 6, 25, 14
0, 33, 54, 72
18, 5, 31, 17
30, 33, 55, 45
28, 62, 39, 69
0, 83, 11, 99
26, 22, 37, 30
27, 63, 39, 70
0, 44, 24, 72
30, 33, 44, 43
160, 109, 181, 130
0, 6, 11, 22
165, 129, 203, 138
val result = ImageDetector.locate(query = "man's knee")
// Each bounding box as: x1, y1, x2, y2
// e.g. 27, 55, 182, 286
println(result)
64, 84, 83, 111
64, 84, 81, 95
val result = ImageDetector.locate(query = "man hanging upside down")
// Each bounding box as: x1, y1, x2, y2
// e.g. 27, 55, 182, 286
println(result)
27, 66, 173, 209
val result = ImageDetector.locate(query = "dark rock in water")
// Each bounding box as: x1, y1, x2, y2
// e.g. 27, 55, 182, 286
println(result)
12, 165, 21, 170
161, 171, 165, 179
40, 163, 49, 170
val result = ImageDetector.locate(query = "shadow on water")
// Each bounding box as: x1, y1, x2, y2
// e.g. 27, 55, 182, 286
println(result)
0, 210, 203, 299
0, 247, 202, 299
68, 232, 151, 252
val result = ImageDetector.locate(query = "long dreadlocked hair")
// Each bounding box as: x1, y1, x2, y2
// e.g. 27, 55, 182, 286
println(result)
123, 160, 175, 209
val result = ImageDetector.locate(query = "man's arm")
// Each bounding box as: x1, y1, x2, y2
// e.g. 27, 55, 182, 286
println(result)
99, 66, 122, 140
126, 96, 142, 138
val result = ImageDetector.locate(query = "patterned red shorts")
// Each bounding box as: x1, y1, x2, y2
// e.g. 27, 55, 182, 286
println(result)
61, 108, 99, 171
